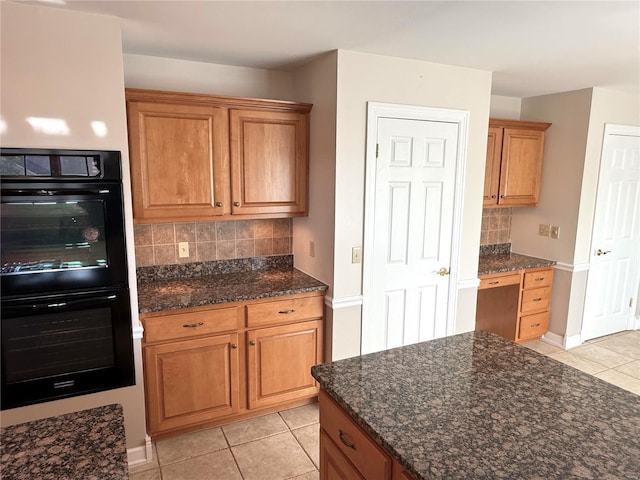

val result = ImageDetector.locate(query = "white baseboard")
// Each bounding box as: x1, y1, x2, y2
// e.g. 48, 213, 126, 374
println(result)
541, 331, 564, 348
127, 434, 153, 467
565, 334, 583, 349
541, 331, 582, 350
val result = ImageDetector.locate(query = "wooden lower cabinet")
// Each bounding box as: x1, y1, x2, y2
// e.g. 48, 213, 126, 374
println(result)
247, 320, 322, 409
144, 333, 240, 435
142, 292, 324, 438
476, 266, 553, 343
319, 390, 413, 480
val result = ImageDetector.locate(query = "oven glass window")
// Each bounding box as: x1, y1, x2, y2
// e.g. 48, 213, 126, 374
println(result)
2, 307, 115, 383
1, 200, 108, 274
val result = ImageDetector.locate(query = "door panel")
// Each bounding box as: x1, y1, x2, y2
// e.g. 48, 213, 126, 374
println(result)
363, 116, 459, 354
583, 128, 640, 340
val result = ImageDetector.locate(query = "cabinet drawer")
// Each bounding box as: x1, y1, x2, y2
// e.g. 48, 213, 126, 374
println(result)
523, 269, 553, 289
518, 312, 549, 340
143, 306, 241, 343
319, 390, 391, 480
520, 287, 551, 313
246, 295, 323, 327
479, 273, 521, 290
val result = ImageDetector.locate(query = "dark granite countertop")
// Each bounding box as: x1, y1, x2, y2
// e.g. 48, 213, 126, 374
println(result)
137, 267, 327, 313
312, 331, 640, 480
478, 251, 556, 276
0, 404, 128, 480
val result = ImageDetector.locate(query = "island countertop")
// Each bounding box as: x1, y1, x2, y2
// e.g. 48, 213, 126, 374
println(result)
0, 404, 128, 480
311, 331, 640, 479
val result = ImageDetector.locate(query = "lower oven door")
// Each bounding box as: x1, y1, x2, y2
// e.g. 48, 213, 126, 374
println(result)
1, 288, 135, 410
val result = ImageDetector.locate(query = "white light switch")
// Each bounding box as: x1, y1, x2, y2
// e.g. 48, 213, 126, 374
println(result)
352, 247, 362, 264
178, 242, 189, 258
309, 241, 315, 258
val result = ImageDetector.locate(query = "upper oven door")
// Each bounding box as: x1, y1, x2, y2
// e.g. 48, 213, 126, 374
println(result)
1, 182, 128, 296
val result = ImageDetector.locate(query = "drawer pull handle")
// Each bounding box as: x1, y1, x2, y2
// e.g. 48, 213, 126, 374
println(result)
531, 323, 541, 328
488, 281, 500, 285
249, 340, 256, 346
338, 430, 356, 450
535, 277, 545, 281
532, 298, 543, 302
279, 309, 296, 314
183, 322, 204, 328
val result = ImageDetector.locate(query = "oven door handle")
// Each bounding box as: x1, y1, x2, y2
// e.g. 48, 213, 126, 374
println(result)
4, 294, 120, 312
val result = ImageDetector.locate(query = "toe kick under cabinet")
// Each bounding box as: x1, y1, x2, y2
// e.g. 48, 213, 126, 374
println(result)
476, 266, 553, 343
141, 292, 324, 439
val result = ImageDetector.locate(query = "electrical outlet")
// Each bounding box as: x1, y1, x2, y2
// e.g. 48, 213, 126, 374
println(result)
352, 247, 362, 264
309, 241, 315, 258
550, 226, 560, 239
538, 224, 550, 237
178, 242, 189, 258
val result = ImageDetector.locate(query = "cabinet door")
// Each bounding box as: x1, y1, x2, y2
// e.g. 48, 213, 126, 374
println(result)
144, 333, 240, 435
483, 126, 503, 206
498, 128, 545, 206
128, 101, 230, 220
230, 109, 308, 215
320, 430, 366, 480
247, 319, 322, 409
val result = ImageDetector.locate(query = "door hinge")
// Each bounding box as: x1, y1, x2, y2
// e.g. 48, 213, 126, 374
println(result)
630, 297, 634, 308
376, 143, 379, 158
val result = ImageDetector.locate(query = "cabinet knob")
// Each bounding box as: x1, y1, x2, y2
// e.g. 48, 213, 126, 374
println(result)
249, 340, 256, 346
215, 202, 223, 207
500, 194, 505, 198
231, 343, 238, 349
233, 201, 240, 207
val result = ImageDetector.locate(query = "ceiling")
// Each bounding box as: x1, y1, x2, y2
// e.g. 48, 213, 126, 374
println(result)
26, 0, 640, 98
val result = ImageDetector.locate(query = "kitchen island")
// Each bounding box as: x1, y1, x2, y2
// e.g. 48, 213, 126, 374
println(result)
311, 331, 640, 479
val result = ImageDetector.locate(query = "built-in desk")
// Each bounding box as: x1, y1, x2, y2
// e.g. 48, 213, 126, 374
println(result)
476, 252, 556, 343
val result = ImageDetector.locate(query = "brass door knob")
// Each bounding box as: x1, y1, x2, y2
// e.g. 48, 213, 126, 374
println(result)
437, 267, 450, 276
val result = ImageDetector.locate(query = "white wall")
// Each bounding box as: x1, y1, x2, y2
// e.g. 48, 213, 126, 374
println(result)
123, 54, 294, 100
0, 2, 147, 455
490, 95, 521, 119
330, 50, 492, 359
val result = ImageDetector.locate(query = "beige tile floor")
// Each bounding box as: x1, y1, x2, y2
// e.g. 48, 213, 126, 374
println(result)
130, 330, 639, 479
129, 404, 320, 480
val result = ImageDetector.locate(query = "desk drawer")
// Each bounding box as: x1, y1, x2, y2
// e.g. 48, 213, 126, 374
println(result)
246, 295, 323, 327
519, 312, 549, 340
143, 306, 241, 343
521, 287, 551, 313
479, 273, 521, 290
319, 390, 391, 480
523, 269, 553, 289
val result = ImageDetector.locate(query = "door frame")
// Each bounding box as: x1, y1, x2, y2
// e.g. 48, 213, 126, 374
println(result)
582, 123, 640, 340
362, 102, 469, 345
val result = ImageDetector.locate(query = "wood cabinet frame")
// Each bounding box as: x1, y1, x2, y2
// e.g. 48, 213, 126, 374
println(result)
484, 119, 551, 208
475, 266, 554, 342
126, 88, 312, 223
141, 291, 324, 439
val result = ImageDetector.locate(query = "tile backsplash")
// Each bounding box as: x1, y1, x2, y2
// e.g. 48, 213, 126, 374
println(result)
480, 208, 512, 245
134, 219, 292, 267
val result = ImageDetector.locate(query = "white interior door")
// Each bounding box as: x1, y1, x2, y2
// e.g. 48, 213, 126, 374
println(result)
362, 105, 466, 355
582, 124, 640, 341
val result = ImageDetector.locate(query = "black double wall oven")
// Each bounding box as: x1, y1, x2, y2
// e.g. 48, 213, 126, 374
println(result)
1, 149, 135, 410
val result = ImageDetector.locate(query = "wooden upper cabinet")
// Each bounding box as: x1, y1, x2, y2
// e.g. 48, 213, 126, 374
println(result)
125, 89, 311, 222
127, 100, 230, 220
484, 119, 551, 208
230, 109, 308, 215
